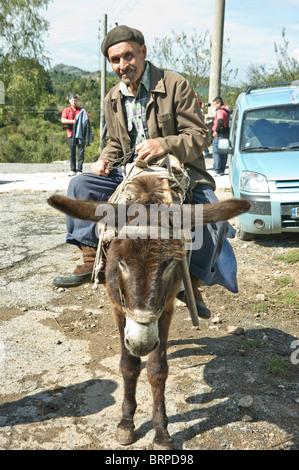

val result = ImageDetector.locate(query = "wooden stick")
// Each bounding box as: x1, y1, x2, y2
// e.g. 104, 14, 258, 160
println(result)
180, 258, 200, 326
160, 178, 173, 204
161, 178, 199, 326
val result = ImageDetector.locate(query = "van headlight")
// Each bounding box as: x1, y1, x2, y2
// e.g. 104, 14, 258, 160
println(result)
239, 171, 269, 193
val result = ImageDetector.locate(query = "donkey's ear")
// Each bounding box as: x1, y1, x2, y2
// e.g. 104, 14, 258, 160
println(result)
47, 195, 127, 223
183, 198, 251, 226
47, 195, 101, 221
202, 198, 251, 224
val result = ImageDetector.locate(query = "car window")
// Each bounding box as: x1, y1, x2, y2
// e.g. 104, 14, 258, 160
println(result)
241, 104, 299, 151
231, 108, 239, 148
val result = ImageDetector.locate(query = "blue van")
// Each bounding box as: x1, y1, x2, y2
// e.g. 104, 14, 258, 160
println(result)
218, 82, 299, 240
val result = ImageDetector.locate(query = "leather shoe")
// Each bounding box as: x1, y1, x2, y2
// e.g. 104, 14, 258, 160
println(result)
53, 271, 92, 287
53, 243, 99, 288
194, 299, 211, 319
176, 291, 211, 319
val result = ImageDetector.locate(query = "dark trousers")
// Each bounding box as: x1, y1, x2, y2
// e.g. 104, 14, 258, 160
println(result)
66, 169, 238, 293
68, 137, 85, 172
212, 135, 228, 174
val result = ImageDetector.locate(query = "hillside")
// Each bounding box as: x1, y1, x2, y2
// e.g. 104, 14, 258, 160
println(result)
52, 63, 101, 81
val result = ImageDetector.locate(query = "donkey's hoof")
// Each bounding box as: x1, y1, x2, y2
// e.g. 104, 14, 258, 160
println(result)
153, 438, 174, 451
116, 426, 135, 445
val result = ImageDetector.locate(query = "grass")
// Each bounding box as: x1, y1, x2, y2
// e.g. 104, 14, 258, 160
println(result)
250, 303, 268, 313
274, 289, 299, 309
240, 338, 262, 351
271, 277, 299, 311
275, 276, 294, 288
264, 357, 287, 376
274, 249, 299, 265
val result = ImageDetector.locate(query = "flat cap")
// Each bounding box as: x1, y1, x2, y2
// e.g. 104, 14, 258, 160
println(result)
101, 24, 145, 57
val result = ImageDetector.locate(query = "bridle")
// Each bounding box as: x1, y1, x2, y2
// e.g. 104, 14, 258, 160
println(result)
119, 288, 166, 324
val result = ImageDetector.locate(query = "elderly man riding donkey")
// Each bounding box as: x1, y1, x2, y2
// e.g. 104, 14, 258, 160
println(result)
50, 25, 249, 449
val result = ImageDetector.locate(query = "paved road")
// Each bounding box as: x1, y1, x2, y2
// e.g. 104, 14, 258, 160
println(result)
0, 161, 91, 193
0, 160, 229, 308
0, 161, 232, 451
0, 160, 230, 193
1, 162, 297, 452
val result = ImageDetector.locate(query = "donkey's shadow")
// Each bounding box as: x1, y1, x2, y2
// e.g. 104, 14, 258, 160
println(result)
136, 327, 298, 449
0, 379, 117, 427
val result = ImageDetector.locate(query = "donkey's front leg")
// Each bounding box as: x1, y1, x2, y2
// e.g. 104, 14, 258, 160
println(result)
116, 342, 141, 445
146, 340, 173, 450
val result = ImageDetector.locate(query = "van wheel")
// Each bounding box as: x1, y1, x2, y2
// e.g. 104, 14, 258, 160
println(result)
236, 219, 252, 241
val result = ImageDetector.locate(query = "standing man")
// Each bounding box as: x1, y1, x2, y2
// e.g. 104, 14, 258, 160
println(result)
61, 94, 91, 176
211, 96, 230, 176
53, 25, 238, 320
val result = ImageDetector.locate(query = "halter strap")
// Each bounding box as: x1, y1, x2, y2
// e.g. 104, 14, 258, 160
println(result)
119, 288, 165, 324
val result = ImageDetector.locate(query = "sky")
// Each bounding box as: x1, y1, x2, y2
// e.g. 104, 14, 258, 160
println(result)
41, 0, 299, 85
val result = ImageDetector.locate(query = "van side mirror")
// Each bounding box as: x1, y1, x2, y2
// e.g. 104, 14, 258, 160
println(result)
218, 138, 233, 154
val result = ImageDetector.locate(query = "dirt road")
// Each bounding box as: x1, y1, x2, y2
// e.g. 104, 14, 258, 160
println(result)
0, 162, 298, 451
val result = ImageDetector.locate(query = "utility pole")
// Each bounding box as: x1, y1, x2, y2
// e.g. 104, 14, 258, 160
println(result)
100, 14, 107, 152
0, 81, 4, 105
208, 0, 226, 115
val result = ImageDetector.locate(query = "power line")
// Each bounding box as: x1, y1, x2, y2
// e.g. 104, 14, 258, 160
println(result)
117, 0, 141, 22
106, 0, 128, 17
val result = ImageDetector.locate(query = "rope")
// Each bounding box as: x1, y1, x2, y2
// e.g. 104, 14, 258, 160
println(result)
92, 156, 190, 287
109, 158, 189, 204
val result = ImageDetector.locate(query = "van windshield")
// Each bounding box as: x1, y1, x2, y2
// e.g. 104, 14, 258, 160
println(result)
241, 104, 299, 152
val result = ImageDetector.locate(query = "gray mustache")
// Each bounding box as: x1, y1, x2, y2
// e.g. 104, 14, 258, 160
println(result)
120, 65, 136, 75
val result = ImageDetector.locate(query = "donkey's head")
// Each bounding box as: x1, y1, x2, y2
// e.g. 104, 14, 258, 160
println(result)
106, 237, 185, 356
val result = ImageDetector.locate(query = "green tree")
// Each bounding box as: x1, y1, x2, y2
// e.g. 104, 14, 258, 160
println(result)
149, 29, 238, 91
0, 0, 53, 124
0, 0, 51, 63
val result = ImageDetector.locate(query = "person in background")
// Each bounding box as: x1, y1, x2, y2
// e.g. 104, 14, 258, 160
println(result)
211, 96, 230, 176
61, 94, 91, 176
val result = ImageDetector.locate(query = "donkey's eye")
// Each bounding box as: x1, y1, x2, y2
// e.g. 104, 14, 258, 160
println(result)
118, 259, 130, 278
161, 259, 176, 280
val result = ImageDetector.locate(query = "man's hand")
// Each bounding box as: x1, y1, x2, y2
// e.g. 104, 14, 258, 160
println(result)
135, 139, 165, 162
91, 159, 112, 176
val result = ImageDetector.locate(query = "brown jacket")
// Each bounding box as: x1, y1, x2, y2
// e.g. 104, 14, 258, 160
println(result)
101, 61, 215, 191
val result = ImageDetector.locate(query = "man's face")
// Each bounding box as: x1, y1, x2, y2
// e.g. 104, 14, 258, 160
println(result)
108, 41, 147, 86
69, 98, 78, 108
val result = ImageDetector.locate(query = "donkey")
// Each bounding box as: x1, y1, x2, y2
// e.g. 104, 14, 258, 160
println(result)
48, 175, 250, 450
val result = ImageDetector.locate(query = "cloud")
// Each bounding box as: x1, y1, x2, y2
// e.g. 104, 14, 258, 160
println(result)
293, 49, 299, 61
42, 0, 299, 82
